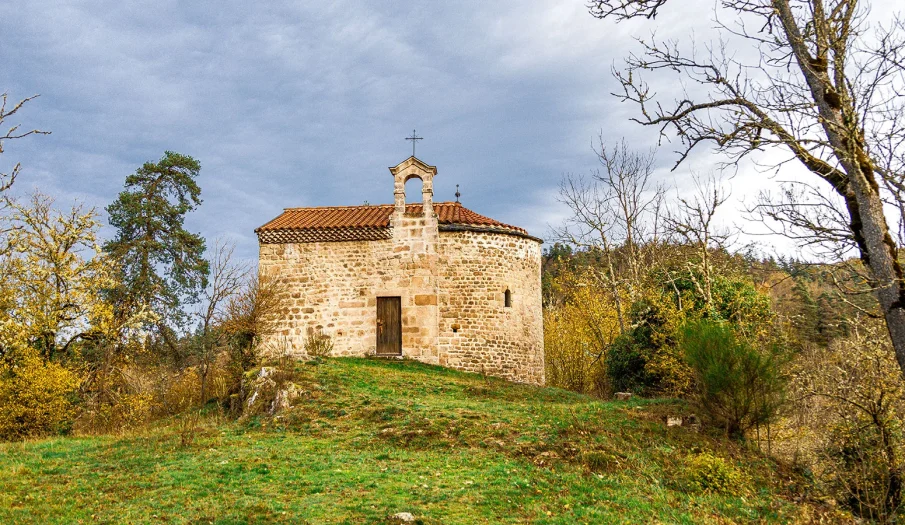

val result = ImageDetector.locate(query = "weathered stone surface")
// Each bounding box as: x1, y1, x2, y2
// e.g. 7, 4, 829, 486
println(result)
242, 367, 305, 416
614, 392, 633, 401
683, 415, 701, 432
257, 158, 544, 384
389, 512, 415, 523
414, 294, 437, 306
244, 373, 276, 415
272, 383, 303, 414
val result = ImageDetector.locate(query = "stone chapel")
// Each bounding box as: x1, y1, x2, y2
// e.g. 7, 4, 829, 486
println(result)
255, 156, 544, 384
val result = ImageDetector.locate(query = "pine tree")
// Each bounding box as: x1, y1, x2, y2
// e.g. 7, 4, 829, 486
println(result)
104, 151, 209, 350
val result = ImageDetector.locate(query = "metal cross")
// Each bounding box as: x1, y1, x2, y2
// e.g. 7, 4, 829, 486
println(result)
405, 129, 423, 157
455, 184, 461, 203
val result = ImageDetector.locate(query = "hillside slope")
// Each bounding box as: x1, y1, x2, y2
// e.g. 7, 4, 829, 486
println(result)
0, 358, 838, 524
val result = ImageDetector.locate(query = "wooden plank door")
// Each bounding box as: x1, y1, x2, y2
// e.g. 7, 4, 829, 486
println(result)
376, 296, 402, 356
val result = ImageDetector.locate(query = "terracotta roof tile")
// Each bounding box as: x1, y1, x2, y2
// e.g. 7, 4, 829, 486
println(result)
256, 202, 532, 244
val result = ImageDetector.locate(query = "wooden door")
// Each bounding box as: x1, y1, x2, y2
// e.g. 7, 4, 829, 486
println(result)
376, 296, 402, 355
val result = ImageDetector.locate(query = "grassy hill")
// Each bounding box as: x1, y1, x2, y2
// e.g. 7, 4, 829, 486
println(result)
0, 358, 839, 524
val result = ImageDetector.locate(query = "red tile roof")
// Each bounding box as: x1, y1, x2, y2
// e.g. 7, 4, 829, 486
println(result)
256, 202, 534, 244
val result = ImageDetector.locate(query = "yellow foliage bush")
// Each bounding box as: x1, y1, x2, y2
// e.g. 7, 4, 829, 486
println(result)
683, 452, 749, 495
161, 368, 203, 414
637, 294, 694, 397
75, 391, 156, 435
0, 349, 80, 441
544, 281, 621, 396
157, 354, 236, 416
786, 321, 905, 521
644, 346, 693, 397
74, 353, 237, 434
205, 352, 237, 403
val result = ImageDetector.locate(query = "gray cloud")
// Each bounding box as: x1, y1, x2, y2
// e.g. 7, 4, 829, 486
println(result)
3, 1, 894, 263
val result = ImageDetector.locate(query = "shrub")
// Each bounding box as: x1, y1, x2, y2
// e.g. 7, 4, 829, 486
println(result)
160, 367, 203, 414
221, 272, 284, 371
663, 269, 773, 332
545, 311, 610, 396
684, 452, 748, 495
76, 391, 156, 435
304, 330, 334, 359
177, 409, 202, 448
0, 349, 80, 441
824, 424, 904, 522
605, 297, 689, 396
791, 322, 905, 522
73, 355, 163, 435
680, 320, 786, 439
582, 450, 620, 473
605, 334, 654, 394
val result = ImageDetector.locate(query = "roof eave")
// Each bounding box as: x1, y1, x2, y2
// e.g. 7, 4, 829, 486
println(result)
438, 223, 543, 243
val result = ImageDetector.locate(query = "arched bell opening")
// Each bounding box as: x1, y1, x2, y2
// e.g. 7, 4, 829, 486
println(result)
404, 175, 424, 205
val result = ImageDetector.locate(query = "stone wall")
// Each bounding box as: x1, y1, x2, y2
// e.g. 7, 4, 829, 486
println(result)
257, 230, 439, 362
435, 231, 544, 384
257, 228, 544, 384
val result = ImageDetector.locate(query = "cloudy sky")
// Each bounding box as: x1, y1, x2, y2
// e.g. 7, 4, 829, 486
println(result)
2, 1, 895, 263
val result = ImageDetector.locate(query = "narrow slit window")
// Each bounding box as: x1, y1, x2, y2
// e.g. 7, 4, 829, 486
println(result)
504, 289, 512, 308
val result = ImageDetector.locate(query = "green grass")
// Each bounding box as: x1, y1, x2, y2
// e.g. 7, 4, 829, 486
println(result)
0, 358, 825, 524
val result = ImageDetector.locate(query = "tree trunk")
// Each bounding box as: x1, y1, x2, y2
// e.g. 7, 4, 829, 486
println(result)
773, 0, 905, 376
603, 246, 626, 333
847, 180, 905, 376
200, 367, 208, 405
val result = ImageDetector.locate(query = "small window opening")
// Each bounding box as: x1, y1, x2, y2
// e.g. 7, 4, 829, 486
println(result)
504, 289, 512, 308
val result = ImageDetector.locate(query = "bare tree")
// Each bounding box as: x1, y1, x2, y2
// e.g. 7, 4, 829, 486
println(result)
553, 138, 664, 332
665, 172, 733, 307
221, 270, 285, 373
0, 93, 48, 256
192, 239, 247, 403
0, 93, 48, 194
588, 1, 905, 375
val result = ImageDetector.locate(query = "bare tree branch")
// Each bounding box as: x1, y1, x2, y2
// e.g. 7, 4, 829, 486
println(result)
0, 93, 50, 194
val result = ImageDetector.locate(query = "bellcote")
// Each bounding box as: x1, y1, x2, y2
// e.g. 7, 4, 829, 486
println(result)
389, 156, 437, 218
